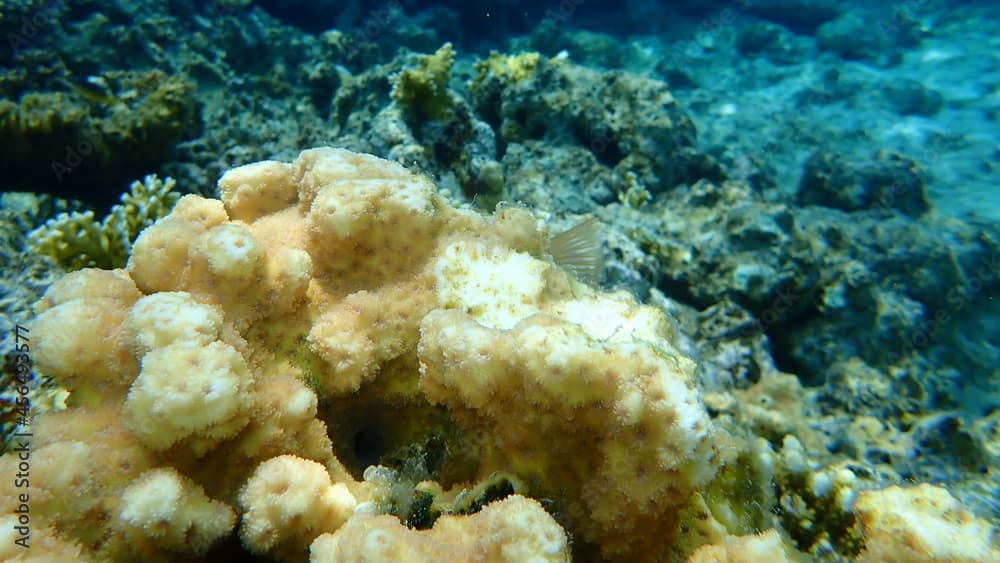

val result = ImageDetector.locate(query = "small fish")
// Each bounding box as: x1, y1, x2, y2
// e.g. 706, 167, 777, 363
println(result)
56, 75, 119, 106
551, 216, 604, 285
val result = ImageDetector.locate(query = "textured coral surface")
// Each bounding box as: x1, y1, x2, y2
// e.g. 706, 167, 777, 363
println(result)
4, 147, 722, 561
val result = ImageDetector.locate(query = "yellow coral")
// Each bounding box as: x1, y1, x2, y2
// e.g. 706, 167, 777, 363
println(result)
854, 484, 1000, 562
124, 291, 225, 355
30, 268, 141, 400
27, 174, 179, 270
471, 51, 541, 87
686, 529, 800, 563
390, 43, 456, 119
239, 455, 358, 560
419, 309, 717, 558
310, 495, 569, 562
11, 147, 720, 561
117, 468, 235, 553
124, 340, 254, 453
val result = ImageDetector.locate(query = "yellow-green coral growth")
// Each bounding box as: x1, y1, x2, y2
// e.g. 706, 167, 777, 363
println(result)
28, 175, 180, 270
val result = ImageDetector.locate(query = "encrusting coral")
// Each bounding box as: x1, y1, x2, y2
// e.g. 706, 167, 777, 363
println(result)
7, 147, 717, 561
686, 529, 800, 563
853, 484, 1000, 562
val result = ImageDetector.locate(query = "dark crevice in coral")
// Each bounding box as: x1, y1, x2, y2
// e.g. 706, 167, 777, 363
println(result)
767, 312, 825, 387
656, 277, 713, 311
201, 532, 268, 562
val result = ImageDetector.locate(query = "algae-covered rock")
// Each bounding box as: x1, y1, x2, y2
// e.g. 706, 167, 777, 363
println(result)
390, 43, 456, 120
0, 69, 198, 209
335, 45, 505, 206
469, 51, 698, 193
797, 149, 930, 217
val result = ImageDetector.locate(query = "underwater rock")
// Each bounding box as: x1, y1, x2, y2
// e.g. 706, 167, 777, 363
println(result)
745, 0, 842, 35
883, 78, 944, 116
797, 149, 930, 217
469, 51, 698, 194
735, 21, 811, 64
0, 70, 198, 210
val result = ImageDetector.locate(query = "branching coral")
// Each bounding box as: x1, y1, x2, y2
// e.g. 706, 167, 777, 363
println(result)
27, 174, 179, 270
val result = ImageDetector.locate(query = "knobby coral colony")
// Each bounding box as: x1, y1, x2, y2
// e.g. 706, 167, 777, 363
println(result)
26, 174, 181, 270
1, 148, 996, 562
